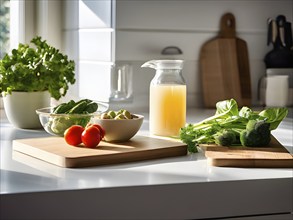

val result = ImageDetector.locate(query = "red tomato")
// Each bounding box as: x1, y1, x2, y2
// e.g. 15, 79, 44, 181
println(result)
86, 123, 105, 140
81, 125, 101, 148
64, 125, 85, 146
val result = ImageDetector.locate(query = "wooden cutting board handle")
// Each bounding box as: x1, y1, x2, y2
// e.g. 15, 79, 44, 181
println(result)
219, 13, 236, 38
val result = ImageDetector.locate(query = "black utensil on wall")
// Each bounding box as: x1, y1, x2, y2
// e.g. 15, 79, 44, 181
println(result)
284, 21, 293, 49
267, 18, 278, 48
264, 15, 293, 68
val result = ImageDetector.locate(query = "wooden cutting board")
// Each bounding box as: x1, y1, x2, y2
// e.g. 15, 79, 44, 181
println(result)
12, 136, 187, 168
204, 137, 293, 168
199, 13, 252, 108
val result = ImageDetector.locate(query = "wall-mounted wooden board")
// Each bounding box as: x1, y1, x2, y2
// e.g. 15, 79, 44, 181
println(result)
199, 13, 252, 108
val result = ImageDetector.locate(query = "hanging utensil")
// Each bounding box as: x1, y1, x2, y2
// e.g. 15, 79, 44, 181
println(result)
276, 15, 286, 48
264, 15, 293, 68
267, 18, 272, 46
267, 18, 278, 48
284, 21, 293, 49
272, 19, 278, 48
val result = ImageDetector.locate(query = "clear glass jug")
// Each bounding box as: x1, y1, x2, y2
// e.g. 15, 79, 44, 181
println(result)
141, 60, 186, 136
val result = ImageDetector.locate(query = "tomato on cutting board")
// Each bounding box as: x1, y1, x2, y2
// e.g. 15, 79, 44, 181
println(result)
81, 125, 101, 148
86, 123, 105, 140
64, 125, 85, 146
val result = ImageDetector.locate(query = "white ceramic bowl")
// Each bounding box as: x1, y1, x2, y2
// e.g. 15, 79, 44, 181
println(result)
36, 102, 108, 136
94, 114, 144, 142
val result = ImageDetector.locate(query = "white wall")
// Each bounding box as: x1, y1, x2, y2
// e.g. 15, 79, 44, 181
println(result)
63, 0, 293, 110
36, 0, 62, 50
115, 0, 293, 110
62, 0, 79, 100
63, 0, 114, 103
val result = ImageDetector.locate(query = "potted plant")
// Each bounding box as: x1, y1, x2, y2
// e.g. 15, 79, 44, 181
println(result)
0, 36, 76, 129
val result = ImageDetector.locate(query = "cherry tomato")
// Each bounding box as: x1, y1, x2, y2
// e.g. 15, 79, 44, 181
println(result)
86, 123, 105, 140
64, 125, 85, 146
81, 125, 101, 148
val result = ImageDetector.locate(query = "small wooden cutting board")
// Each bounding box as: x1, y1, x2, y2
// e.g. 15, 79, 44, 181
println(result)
12, 136, 187, 168
199, 13, 252, 108
204, 137, 293, 168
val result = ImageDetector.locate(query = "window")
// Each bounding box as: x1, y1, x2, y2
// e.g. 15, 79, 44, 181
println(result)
77, 0, 114, 102
0, 0, 10, 58
1, 0, 115, 102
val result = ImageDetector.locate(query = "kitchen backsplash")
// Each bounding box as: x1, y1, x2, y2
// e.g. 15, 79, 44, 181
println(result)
63, 0, 293, 111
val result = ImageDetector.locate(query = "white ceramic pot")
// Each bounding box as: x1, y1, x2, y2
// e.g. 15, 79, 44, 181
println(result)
3, 91, 51, 129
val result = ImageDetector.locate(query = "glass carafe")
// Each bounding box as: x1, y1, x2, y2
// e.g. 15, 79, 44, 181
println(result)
141, 60, 186, 136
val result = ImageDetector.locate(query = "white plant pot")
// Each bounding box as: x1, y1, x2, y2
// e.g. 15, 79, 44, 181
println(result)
3, 91, 51, 129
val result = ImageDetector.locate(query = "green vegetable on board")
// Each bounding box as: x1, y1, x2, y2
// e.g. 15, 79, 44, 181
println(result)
214, 129, 238, 146
179, 99, 288, 153
239, 120, 271, 147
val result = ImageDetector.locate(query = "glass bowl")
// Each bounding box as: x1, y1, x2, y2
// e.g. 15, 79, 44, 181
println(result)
36, 102, 109, 136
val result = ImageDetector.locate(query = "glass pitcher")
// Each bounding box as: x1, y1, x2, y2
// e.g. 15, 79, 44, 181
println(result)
110, 64, 133, 102
141, 60, 186, 136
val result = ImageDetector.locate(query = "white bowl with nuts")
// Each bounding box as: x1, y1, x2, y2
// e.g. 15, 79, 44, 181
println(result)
94, 110, 144, 142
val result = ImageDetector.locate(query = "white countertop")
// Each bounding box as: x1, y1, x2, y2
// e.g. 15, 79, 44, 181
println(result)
1, 108, 292, 219
1, 108, 292, 194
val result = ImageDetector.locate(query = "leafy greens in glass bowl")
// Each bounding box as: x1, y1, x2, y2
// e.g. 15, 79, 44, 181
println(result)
36, 99, 108, 136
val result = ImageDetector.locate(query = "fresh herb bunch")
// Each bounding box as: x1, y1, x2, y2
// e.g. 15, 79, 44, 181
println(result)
180, 99, 288, 153
0, 36, 75, 100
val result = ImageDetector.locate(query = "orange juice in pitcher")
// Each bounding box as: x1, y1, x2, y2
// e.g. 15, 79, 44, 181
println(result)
142, 60, 186, 136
